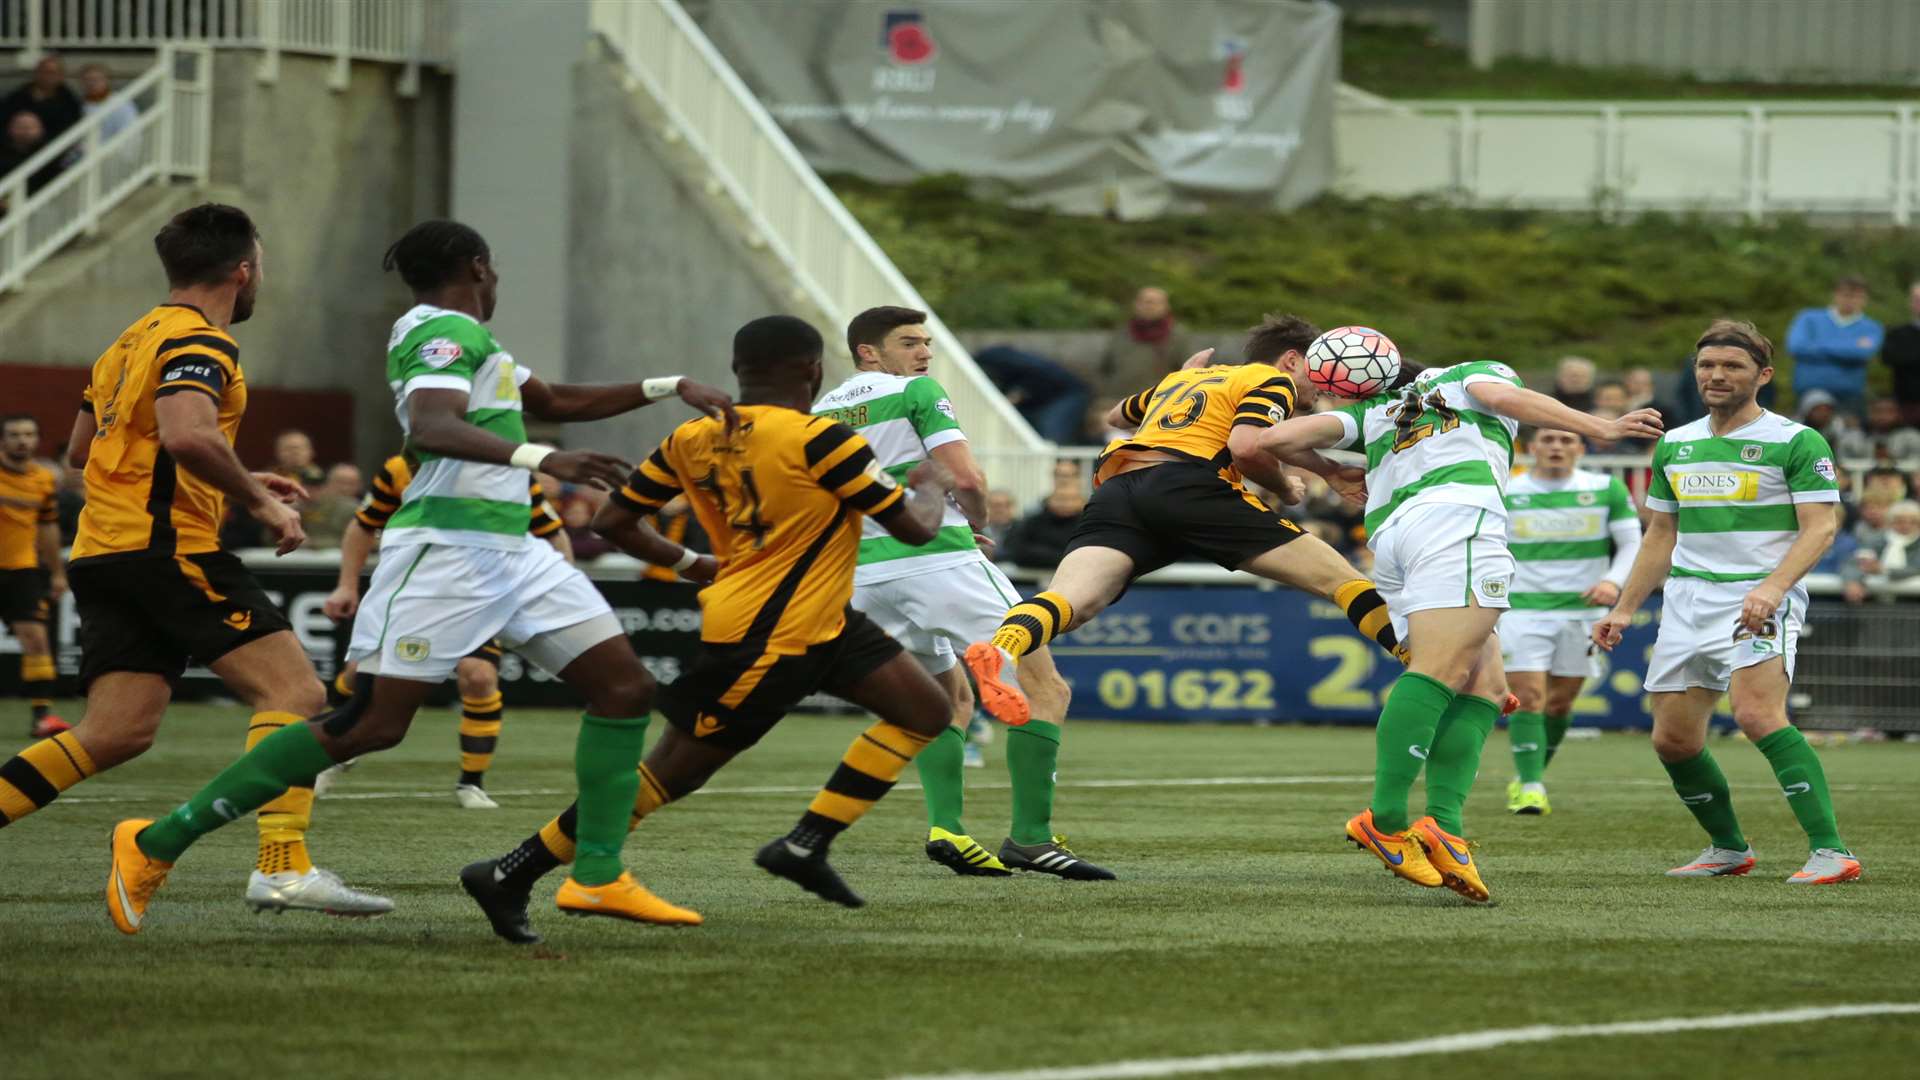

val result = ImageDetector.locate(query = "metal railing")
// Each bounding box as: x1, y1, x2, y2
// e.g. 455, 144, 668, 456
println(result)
2, 0, 451, 93
1336, 97, 1920, 224
0, 44, 209, 294
587, 0, 1045, 464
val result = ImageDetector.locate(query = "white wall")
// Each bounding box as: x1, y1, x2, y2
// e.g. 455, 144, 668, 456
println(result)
451, 0, 589, 380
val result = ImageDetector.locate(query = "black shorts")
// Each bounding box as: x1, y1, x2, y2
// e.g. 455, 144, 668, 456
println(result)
660, 607, 903, 751
0, 568, 51, 625
465, 639, 505, 668
69, 551, 292, 688
1065, 461, 1304, 575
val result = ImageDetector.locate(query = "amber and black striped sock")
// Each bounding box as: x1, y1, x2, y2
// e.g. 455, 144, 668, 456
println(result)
785, 721, 934, 853
988, 591, 1075, 660
22, 654, 55, 723
494, 764, 674, 891
248, 712, 316, 876
0, 731, 95, 827
458, 692, 505, 787
327, 670, 355, 707
1334, 579, 1407, 663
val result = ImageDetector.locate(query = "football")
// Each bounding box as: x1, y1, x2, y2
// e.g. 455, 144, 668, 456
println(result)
1305, 326, 1402, 399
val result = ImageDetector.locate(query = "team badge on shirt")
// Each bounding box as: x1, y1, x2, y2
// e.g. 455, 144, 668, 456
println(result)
1740, 444, 1762, 462
419, 338, 463, 369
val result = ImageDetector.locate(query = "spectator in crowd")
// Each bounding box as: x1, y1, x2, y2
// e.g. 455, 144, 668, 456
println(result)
1845, 498, 1920, 603
270, 429, 326, 491
561, 494, 613, 562
981, 488, 1017, 550
1860, 465, 1910, 504
76, 64, 135, 143
1838, 398, 1920, 463
1001, 459, 1086, 568
1794, 389, 1858, 449
1, 55, 81, 141
1100, 286, 1195, 399
1853, 492, 1893, 553
972, 344, 1092, 445
1883, 279, 1920, 426
1551, 356, 1596, 412
300, 463, 363, 549
1786, 274, 1882, 415
0, 110, 64, 197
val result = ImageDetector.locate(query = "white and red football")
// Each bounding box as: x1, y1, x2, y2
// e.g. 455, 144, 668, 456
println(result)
1305, 326, 1401, 399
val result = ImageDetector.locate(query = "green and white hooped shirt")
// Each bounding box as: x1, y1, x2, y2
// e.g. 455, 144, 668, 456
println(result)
1331, 361, 1523, 546
1505, 467, 1641, 614
813, 370, 977, 585
1643, 410, 1840, 582
382, 304, 533, 552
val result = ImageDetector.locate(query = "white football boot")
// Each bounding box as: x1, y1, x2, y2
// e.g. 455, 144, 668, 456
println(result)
246, 868, 394, 916
454, 783, 499, 809
311, 758, 358, 798
1786, 848, 1862, 885
1665, 845, 1757, 877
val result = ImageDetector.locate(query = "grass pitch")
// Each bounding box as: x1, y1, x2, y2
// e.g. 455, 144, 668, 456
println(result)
3, 704, 1916, 1079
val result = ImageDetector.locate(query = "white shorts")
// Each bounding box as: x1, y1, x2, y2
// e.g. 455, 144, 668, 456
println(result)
349, 541, 621, 682
1499, 610, 1600, 679
852, 556, 1022, 675
1644, 575, 1805, 693
1370, 502, 1514, 641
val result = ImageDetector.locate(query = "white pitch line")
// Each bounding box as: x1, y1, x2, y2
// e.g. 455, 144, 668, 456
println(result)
891, 1003, 1920, 1080
57, 774, 1374, 806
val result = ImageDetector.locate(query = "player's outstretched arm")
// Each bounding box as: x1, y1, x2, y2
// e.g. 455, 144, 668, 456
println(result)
520, 375, 738, 430
1468, 382, 1663, 443
406, 388, 630, 490
154, 391, 305, 555
591, 499, 715, 583
1593, 510, 1675, 650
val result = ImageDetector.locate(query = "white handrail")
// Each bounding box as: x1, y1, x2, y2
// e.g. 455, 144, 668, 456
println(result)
588, 0, 1045, 467
0, 45, 211, 294
1337, 93, 1920, 224
3, 0, 451, 85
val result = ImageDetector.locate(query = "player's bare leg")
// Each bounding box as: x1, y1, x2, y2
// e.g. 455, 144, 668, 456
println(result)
1410, 631, 1505, 901
1351, 603, 1502, 893
1651, 686, 1755, 876
757, 651, 950, 906
1237, 534, 1407, 662
920, 663, 1010, 875
2, 672, 163, 831
1506, 669, 1582, 813
453, 656, 505, 808
967, 545, 1132, 725
12, 618, 66, 736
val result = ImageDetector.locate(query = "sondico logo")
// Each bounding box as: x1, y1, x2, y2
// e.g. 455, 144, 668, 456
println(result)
1782, 782, 1811, 797
211, 798, 241, 821
1681, 792, 1714, 804
1408, 745, 1428, 760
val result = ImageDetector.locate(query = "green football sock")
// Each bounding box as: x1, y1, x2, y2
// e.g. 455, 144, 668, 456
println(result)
572, 713, 651, 887
1755, 727, 1846, 853
138, 721, 337, 862
1005, 719, 1061, 845
1424, 694, 1498, 835
1662, 748, 1747, 851
1508, 710, 1547, 784
1370, 672, 1454, 833
916, 726, 967, 833
1543, 712, 1571, 767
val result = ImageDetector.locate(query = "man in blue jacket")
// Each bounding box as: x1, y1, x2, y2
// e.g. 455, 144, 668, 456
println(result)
1787, 275, 1882, 415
